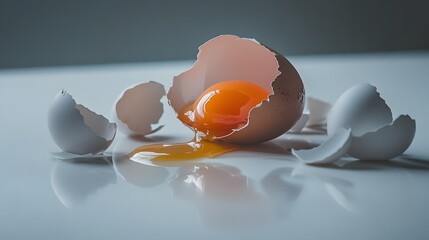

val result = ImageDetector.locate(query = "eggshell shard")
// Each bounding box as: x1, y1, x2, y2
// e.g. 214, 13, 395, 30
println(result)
327, 83, 392, 137
112, 81, 166, 136
306, 96, 331, 128
292, 128, 352, 164
168, 35, 305, 144
290, 112, 309, 133
348, 115, 416, 160
48, 91, 117, 155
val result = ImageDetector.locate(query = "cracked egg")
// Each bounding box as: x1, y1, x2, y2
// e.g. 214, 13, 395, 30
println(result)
168, 35, 305, 144
130, 35, 305, 161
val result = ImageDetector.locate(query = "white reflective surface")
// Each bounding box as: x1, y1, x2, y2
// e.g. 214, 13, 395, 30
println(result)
1, 52, 429, 240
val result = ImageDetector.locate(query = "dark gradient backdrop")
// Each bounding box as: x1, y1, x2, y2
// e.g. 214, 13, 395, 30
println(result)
1, 0, 428, 68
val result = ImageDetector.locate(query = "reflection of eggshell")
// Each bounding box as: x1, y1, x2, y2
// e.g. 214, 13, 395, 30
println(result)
169, 163, 271, 229
113, 158, 168, 188
290, 112, 309, 133
112, 135, 171, 186
324, 182, 355, 212
261, 167, 302, 217
50, 159, 116, 208
292, 128, 351, 164
168, 35, 305, 144
170, 164, 250, 201
112, 81, 165, 136
349, 115, 416, 160
328, 83, 392, 137
306, 96, 331, 128
48, 91, 117, 155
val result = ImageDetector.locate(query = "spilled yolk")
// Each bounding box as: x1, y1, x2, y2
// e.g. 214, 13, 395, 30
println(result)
129, 80, 269, 161
130, 141, 238, 161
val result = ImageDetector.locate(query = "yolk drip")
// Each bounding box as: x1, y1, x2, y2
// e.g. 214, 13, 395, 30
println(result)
129, 80, 269, 161
129, 140, 238, 161
179, 80, 269, 139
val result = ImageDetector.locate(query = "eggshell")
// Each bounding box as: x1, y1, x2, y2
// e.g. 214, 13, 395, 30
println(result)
292, 128, 352, 164
48, 91, 117, 155
168, 35, 305, 144
306, 96, 331, 128
290, 112, 309, 133
327, 83, 392, 137
348, 115, 416, 160
327, 83, 416, 161
112, 81, 165, 136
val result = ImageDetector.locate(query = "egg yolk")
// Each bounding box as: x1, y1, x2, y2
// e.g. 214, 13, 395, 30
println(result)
179, 80, 270, 140
129, 80, 269, 161
130, 141, 238, 161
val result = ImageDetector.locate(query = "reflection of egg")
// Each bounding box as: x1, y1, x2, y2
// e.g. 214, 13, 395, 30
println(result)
168, 35, 305, 144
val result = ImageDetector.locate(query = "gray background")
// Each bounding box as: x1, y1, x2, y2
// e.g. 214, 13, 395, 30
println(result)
1, 0, 428, 69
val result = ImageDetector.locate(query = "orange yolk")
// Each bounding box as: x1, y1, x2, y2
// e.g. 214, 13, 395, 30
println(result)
129, 141, 238, 161
129, 80, 269, 161
178, 80, 270, 140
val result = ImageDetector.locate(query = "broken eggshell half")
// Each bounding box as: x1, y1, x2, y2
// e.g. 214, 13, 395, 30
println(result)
328, 83, 416, 160
48, 90, 117, 155
167, 35, 305, 144
112, 81, 165, 136
296, 83, 416, 164
328, 83, 393, 137
348, 115, 416, 160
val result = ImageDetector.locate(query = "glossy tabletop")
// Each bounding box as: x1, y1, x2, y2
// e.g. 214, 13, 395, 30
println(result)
1, 52, 429, 240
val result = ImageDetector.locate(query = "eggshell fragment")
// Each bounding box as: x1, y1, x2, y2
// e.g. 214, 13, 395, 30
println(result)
306, 96, 331, 128
112, 81, 165, 136
348, 115, 416, 160
327, 83, 416, 161
168, 35, 305, 144
292, 128, 352, 164
327, 83, 392, 137
290, 112, 309, 132
48, 91, 117, 155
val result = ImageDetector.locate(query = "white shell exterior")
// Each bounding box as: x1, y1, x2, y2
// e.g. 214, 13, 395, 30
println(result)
327, 83, 416, 160
327, 83, 392, 137
349, 115, 416, 160
48, 91, 117, 155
